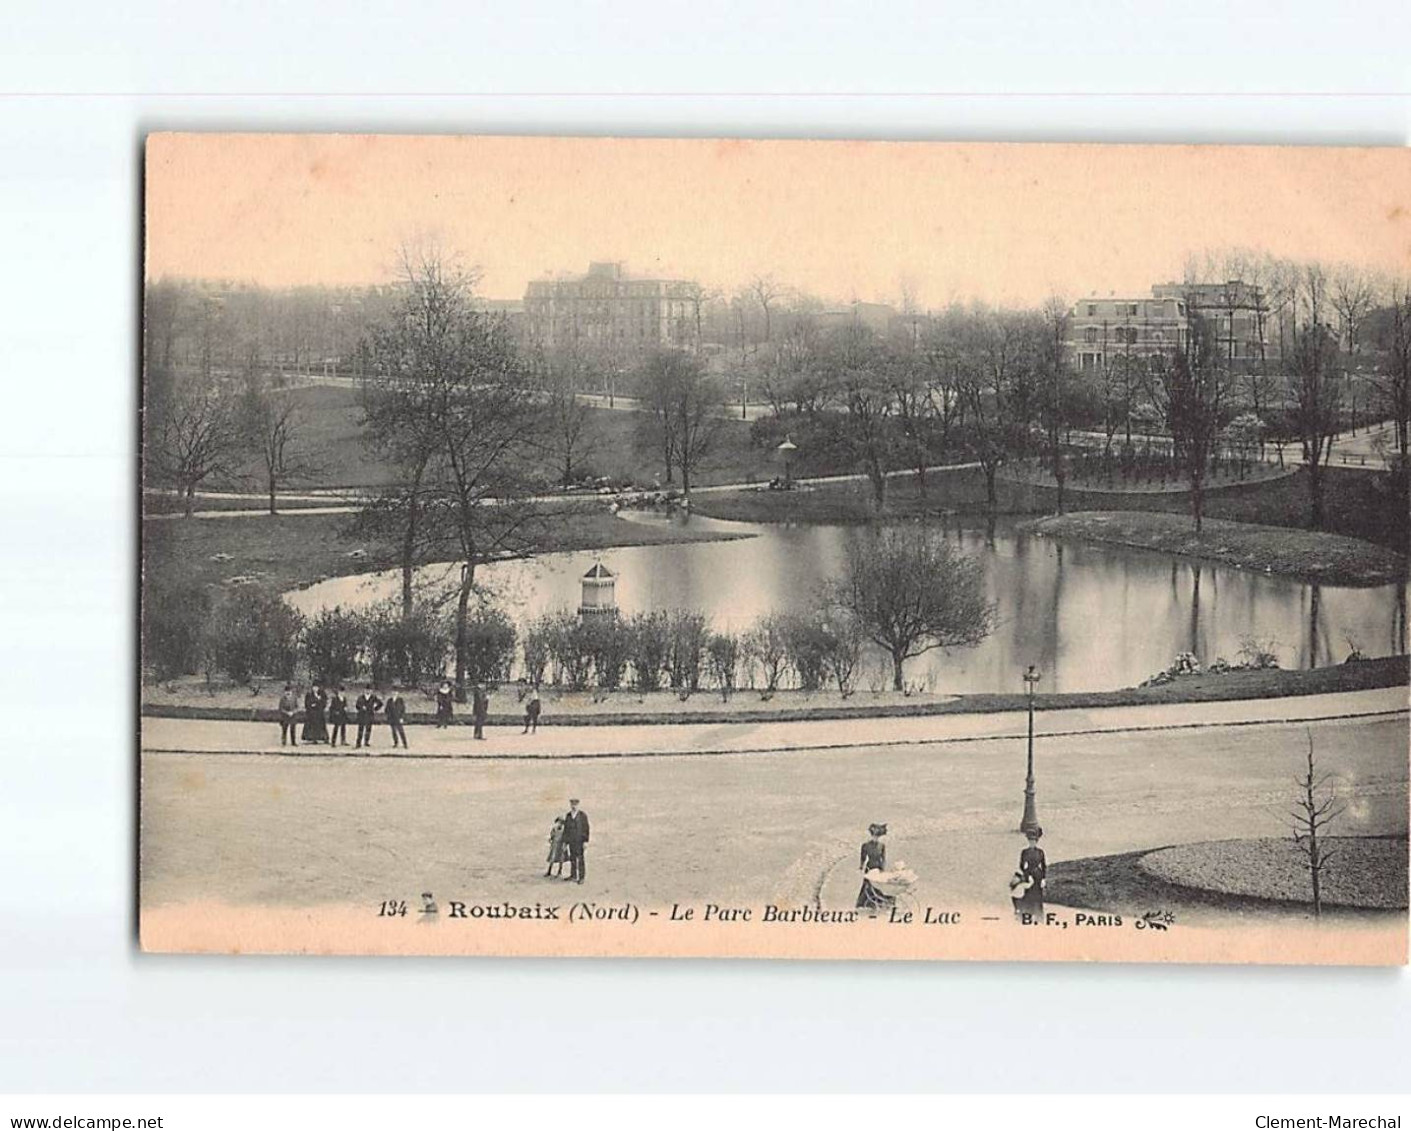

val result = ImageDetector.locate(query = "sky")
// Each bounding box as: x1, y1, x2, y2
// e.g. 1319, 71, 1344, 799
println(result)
145, 135, 1411, 308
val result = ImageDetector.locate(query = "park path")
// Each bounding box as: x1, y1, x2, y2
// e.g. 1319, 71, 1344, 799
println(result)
141, 460, 982, 521
142, 685, 1408, 761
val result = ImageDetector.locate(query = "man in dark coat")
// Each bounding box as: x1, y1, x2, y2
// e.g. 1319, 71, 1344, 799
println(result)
562, 798, 590, 884
355, 685, 383, 749
328, 686, 350, 747
385, 691, 408, 749
471, 684, 488, 740
277, 684, 300, 746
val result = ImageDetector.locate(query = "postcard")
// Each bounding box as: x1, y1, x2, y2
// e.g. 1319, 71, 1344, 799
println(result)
139, 134, 1409, 962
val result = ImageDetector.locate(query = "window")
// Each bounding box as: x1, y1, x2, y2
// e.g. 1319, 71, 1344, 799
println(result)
1084, 327, 1098, 344
1087, 304, 1097, 316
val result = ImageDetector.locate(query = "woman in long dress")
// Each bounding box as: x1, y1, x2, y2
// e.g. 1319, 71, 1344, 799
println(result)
856, 822, 894, 911
301, 685, 326, 743
1015, 828, 1047, 918
300, 688, 320, 738
435, 681, 454, 729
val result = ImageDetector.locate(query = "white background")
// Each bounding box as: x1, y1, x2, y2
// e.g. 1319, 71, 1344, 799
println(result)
1, 0, 1409, 1095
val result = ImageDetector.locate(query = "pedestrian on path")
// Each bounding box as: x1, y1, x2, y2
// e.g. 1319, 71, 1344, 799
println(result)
523, 686, 541, 734
435, 681, 453, 729
562, 798, 590, 884
386, 691, 408, 749
856, 822, 894, 912
1014, 828, 1047, 920
302, 684, 328, 744
355, 685, 382, 748
472, 684, 488, 740
277, 684, 299, 746
328, 686, 349, 747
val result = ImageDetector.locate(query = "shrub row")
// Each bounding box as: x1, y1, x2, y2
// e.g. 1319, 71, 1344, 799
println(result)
143, 586, 511, 689
521, 609, 867, 698
146, 588, 874, 697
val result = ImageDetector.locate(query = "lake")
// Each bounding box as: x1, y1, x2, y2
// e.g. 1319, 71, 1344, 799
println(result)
287, 512, 1408, 695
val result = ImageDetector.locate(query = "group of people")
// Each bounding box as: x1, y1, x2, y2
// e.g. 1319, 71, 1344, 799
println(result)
855, 822, 1049, 919
279, 680, 545, 749
277, 684, 409, 749
432, 680, 544, 738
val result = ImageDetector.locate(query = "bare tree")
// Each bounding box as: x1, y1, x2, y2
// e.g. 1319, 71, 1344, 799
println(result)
749, 275, 781, 345
150, 372, 245, 517
240, 382, 320, 514
358, 246, 546, 699
1289, 266, 1342, 529
827, 321, 894, 509
1373, 279, 1411, 461
1038, 297, 1072, 514
530, 343, 601, 486
957, 307, 1040, 519
833, 523, 995, 691
1285, 730, 1346, 919
1148, 309, 1230, 531
634, 349, 723, 500
1331, 265, 1380, 372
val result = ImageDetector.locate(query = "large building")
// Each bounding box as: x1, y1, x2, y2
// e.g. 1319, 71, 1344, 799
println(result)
1150, 280, 1270, 366
523, 262, 701, 353
1067, 281, 1271, 374
1067, 292, 1190, 374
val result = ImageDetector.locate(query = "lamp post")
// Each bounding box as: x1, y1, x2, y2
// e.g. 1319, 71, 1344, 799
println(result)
1020, 664, 1042, 835
776, 435, 797, 489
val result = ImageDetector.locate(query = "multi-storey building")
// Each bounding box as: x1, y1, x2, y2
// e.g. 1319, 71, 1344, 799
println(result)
1067, 293, 1190, 375
523, 262, 701, 353
1067, 281, 1272, 374
1150, 280, 1270, 366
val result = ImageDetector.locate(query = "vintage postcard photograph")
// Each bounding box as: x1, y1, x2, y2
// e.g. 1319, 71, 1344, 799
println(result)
139, 135, 1409, 963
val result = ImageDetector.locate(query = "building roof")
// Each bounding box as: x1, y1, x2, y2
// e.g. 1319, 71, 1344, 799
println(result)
583, 562, 615, 579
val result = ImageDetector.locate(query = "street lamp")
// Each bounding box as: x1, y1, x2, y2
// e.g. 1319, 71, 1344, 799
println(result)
1020, 664, 1042, 835
776, 435, 798, 489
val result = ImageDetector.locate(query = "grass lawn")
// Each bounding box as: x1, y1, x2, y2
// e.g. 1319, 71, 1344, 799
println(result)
219, 383, 774, 491
1026, 511, 1406, 587
142, 503, 746, 597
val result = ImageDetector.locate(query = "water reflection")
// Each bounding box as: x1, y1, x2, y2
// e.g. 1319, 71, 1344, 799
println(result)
288, 515, 1408, 695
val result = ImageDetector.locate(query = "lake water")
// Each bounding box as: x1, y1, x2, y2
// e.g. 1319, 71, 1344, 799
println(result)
288, 512, 1408, 695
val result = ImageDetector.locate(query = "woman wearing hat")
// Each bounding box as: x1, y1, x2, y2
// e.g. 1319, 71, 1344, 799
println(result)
1014, 827, 1047, 918
856, 823, 894, 911
435, 681, 454, 729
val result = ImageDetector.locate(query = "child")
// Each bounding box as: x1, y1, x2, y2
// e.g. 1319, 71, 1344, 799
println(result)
544, 816, 569, 878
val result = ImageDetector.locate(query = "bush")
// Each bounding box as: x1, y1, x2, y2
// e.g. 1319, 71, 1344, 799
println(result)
204, 586, 304, 685
542, 610, 594, 689
522, 615, 553, 687
143, 579, 213, 680
364, 601, 451, 687
628, 611, 671, 692
706, 631, 741, 700
302, 605, 365, 686
780, 611, 830, 691
743, 613, 790, 692
582, 615, 633, 690
666, 610, 709, 692
459, 604, 518, 688
818, 610, 864, 696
